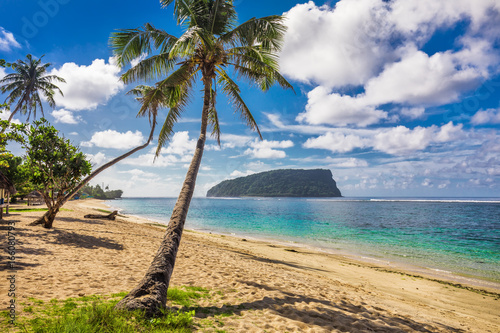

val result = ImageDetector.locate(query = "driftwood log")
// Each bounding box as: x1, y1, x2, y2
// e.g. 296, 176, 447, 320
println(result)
84, 210, 118, 220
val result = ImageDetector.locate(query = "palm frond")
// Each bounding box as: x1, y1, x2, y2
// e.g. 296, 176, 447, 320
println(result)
221, 15, 287, 52
216, 68, 262, 139
110, 24, 178, 67
208, 85, 221, 145
121, 54, 177, 84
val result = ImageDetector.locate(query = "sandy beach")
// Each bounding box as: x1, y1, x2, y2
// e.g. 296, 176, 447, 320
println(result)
1, 199, 499, 332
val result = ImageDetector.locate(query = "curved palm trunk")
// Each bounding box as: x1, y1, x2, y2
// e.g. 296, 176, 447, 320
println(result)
115, 83, 211, 316
30, 120, 156, 228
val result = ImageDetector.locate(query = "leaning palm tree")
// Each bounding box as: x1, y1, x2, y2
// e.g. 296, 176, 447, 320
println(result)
30, 85, 162, 228
110, 0, 293, 315
0, 54, 65, 124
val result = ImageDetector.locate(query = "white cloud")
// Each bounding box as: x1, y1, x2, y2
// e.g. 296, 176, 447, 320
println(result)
0, 67, 7, 79
123, 131, 197, 167
0, 28, 21, 52
283, 0, 500, 128
162, 131, 196, 155
130, 53, 147, 67
400, 107, 425, 119
329, 158, 369, 168
297, 86, 388, 127
51, 109, 82, 124
86, 152, 107, 165
82, 130, 145, 149
243, 139, 294, 159
471, 108, 500, 125
49, 57, 124, 111
303, 132, 366, 153
281, 0, 395, 88
230, 170, 256, 178
0, 108, 21, 124
362, 48, 485, 106
302, 122, 464, 155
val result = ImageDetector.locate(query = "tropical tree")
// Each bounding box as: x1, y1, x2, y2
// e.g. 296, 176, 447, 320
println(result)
0, 54, 65, 124
31, 85, 159, 227
110, 0, 293, 315
21, 119, 92, 228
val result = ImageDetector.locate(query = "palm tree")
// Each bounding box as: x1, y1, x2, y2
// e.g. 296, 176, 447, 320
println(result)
0, 54, 65, 124
30, 85, 161, 228
110, 0, 293, 315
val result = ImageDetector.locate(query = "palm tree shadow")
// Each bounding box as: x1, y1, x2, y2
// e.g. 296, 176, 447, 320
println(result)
186, 280, 463, 333
47, 229, 124, 250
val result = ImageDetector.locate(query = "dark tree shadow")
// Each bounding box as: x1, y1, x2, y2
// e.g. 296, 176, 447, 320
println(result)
185, 280, 463, 333
46, 229, 124, 250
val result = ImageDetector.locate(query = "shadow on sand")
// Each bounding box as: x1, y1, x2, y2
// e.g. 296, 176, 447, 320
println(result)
186, 280, 463, 333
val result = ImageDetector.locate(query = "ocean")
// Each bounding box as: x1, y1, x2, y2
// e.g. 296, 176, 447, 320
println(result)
105, 197, 500, 286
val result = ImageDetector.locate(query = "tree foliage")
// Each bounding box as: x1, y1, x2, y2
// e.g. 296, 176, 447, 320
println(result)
79, 184, 123, 199
21, 119, 91, 228
0, 54, 65, 123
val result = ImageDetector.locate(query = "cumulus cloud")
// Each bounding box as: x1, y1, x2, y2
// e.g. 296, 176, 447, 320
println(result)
471, 108, 500, 125
244, 139, 294, 159
49, 58, 124, 111
82, 130, 145, 149
283, 0, 500, 127
51, 109, 82, 124
303, 132, 366, 153
162, 131, 196, 155
86, 152, 108, 165
303, 122, 464, 155
297, 87, 388, 127
329, 158, 369, 168
123, 131, 197, 167
0, 28, 21, 52
373, 123, 464, 155
280, 0, 395, 88
0, 67, 6, 80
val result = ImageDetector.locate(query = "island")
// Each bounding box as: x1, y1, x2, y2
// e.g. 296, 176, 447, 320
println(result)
207, 169, 342, 197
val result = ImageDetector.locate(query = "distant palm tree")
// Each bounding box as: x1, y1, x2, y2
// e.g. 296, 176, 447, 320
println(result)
110, 0, 293, 315
0, 54, 65, 124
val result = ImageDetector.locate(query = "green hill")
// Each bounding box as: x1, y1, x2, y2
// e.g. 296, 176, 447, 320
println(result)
206, 169, 342, 197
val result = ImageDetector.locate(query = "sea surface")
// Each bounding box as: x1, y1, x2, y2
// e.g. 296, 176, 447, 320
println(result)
106, 197, 500, 285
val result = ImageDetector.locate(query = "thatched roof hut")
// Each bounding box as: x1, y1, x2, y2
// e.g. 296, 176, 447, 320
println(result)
27, 190, 43, 206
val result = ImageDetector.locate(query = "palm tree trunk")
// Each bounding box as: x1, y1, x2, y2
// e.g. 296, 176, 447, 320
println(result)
115, 82, 211, 316
30, 120, 156, 228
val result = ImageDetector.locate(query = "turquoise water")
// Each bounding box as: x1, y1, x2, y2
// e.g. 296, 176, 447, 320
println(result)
106, 197, 500, 283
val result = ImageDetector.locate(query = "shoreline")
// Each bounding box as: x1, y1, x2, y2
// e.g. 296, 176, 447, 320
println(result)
2, 198, 499, 332
104, 199, 500, 292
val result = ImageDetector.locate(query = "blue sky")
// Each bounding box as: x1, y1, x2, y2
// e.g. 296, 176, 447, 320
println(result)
1, 0, 499, 197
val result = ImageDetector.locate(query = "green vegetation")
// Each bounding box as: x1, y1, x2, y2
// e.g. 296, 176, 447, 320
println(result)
110, 0, 293, 314
2, 288, 211, 332
79, 184, 123, 199
0, 54, 65, 124
207, 169, 342, 197
20, 118, 92, 228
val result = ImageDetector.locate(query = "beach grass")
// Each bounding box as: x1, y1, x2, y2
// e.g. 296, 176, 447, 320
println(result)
4, 287, 219, 332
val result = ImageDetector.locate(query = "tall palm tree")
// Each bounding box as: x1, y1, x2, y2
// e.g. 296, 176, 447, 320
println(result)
0, 54, 65, 124
110, 0, 293, 315
30, 85, 161, 228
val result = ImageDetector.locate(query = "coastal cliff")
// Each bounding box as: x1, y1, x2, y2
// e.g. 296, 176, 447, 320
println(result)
206, 169, 342, 197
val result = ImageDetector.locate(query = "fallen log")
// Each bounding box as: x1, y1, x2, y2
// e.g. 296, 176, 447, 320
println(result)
84, 210, 118, 220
